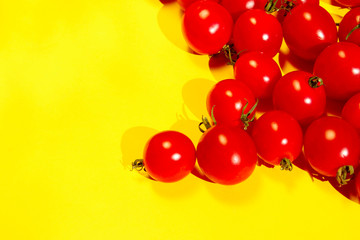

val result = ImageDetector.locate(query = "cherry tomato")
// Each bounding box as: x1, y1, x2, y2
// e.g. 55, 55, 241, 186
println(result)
334, 0, 360, 7
272, 71, 326, 125
313, 42, 360, 101
182, 1, 233, 55
196, 124, 258, 185
142, 131, 196, 182
304, 116, 360, 183
282, 5, 337, 61
219, 0, 267, 22
251, 110, 303, 169
176, 0, 220, 10
341, 92, 360, 134
339, 7, 360, 47
234, 51, 282, 99
206, 79, 256, 128
232, 9, 283, 57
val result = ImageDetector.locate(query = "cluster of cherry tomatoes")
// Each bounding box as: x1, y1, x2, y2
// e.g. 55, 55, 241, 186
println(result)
132, 0, 360, 200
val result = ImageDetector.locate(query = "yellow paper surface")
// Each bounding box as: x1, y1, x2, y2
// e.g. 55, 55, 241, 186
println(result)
0, 1, 358, 239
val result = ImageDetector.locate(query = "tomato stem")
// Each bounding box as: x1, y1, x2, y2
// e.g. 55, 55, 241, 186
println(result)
308, 76, 324, 88
345, 23, 360, 40
131, 159, 145, 171
241, 99, 258, 130
221, 44, 239, 66
336, 165, 354, 186
199, 115, 212, 133
280, 158, 293, 171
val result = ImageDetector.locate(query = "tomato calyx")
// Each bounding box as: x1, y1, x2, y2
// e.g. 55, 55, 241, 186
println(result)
264, 0, 280, 13
336, 165, 355, 186
308, 76, 324, 88
264, 0, 295, 14
131, 159, 146, 172
211, 44, 240, 66
345, 23, 360, 40
199, 106, 217, 133
280, 158, 293, 171
241, 99, 258, 130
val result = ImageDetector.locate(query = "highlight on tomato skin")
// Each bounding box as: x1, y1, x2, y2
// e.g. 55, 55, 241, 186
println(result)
303, 116, 360, 185
251, 110, 303, 170
141, 131, 196, 183
181, 1, 233, 55
196, 124, 258, 185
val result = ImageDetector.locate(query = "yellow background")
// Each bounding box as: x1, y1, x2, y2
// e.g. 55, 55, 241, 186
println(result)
0, 1, 358, 239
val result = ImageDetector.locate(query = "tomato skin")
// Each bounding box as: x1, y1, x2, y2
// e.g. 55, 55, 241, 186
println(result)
219, 0, 267, 22
313, 42, 360, 101
196, 125, 258, 185
276, 0, 320, 23
177, 0, 219, 10
334, 0, 360, 7
251, 111, 303, 166
206, 79, 256, 127
282, 5, 337, 61
234, 51, 282, 99
339, 7, 360, 47
182, 1, 233, 55
341, 92, 360, 134
356, 172, 360, 197
143, 131, 196, 182
232, 9, 283, 57
303, 116, 360, 177
272, 71, 326, 125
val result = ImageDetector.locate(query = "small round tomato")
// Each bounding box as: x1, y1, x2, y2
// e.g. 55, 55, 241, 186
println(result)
304, 116, 360, 184
142, 131, 196, 182
272, 71, 326, 125
339, 7, 360, 47
313, 42, 360, 101
182, 1, 233, 55
341, 92, 360, 134
334, 0, 360, 7
196, 124, 258, 185
251, 110, 303, 170
282, 5, 337, 61
206, 79, 256, 128
234, 51, 282, 99
232, 9, 283, 57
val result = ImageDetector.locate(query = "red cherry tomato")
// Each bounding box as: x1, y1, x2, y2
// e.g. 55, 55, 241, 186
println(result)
339, 7, 360, 47
334, 0, 360, 7
304, 116, 360, 182
182, 1, 233, 55
176, 0, 220, 10
251, 110, 303, 169
232, 9, 283, 57
206, 79, 256, 128
341, 92, 360, 134
143, 131, 196, 182
234, 51, 282, 99
282, 5, 337, 61
272, 71, 326, 125
313, 42, 360, 101
196, 124, 258, 185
